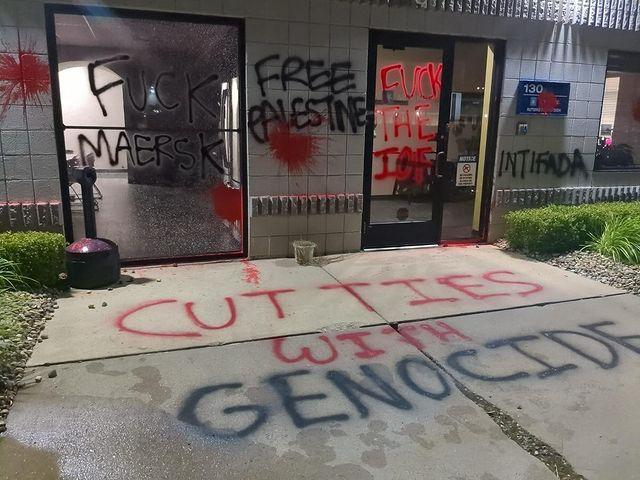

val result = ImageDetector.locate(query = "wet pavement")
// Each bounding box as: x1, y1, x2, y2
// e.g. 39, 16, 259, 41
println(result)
4, 325, 556, 480
2, 247, 638, 479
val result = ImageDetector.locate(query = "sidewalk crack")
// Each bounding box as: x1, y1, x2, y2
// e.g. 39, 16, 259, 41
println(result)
407, 344, 588, 480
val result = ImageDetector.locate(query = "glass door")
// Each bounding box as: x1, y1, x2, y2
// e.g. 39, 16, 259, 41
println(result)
363, 32, 500, 249
363, 32, 454, 249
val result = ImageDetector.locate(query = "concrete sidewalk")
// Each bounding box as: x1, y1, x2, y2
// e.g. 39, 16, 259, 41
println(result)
3, 325, 556, 480
2, 247, 639, 480
4, 294, 640, 479
400, 294, 640, 479
29, 246, 621, 365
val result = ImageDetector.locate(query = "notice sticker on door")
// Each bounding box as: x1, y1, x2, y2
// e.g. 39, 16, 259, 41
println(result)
456, 157, 477, 187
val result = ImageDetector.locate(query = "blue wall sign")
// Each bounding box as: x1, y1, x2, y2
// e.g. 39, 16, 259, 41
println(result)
516, 81, 570, 116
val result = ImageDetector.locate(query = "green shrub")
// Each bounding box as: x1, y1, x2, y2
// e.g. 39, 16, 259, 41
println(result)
585, 217, 640, 264
0, 232, 66, 289
504, 202, 640, 253
0, 258, 37, 292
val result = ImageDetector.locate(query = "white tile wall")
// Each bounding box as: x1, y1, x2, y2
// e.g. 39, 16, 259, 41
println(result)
5, 0, 640, 256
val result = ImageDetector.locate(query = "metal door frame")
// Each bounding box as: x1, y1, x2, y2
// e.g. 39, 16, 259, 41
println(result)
362, 30, 505, 249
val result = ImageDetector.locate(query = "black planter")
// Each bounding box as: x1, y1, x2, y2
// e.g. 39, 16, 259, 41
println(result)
65, 238, 121, 289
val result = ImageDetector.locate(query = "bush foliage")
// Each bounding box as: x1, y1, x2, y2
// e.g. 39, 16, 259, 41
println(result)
585, 217, 640, 264
0, 258, 37, 292
0, 232, 66, 289
504, 202, 640, 254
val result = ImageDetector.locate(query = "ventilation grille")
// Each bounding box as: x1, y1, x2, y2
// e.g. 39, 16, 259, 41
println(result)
412, 0, 640, 30
0, 202, 63, 232
494, 185, 640, 207
251, 194, 363, 216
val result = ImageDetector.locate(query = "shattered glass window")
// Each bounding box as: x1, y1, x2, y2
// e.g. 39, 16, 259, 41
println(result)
53, 11, 244, 261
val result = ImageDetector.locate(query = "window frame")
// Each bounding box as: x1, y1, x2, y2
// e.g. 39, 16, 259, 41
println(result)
45, 3, 248, 265
594, 50, 640, 172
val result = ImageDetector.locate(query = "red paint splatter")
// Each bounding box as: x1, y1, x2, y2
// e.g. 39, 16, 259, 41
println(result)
211, 183, 242, 223
0, 46, 50, 120
537, 90, 559, 115
267, 121, 321, 174
633, 99, 640, 122
241, 259, 260, 285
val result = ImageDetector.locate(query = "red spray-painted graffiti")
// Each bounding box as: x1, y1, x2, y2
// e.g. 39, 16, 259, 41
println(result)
380, 63, 442, 100
210, 183, 242, 223
375, 104, 435, 143
267, 120, 322, 174
115, 299, 203, 338
270, 325, 468, 366
373, 63, 442, 185
373, 146, 434, 186
114, 270, 544, 338
241, 259, 260, 285
633, 99, 640, 123
0, 46, 50, 119
537, 90, 559, 115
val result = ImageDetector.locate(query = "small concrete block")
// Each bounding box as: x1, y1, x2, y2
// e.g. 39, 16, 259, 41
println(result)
50, 202, 62, 226
327, 194, 336, 214
289, 196, 299, 215
251, 197, 261, 216
318, 194, 327, 214
8, 202, 23, 229
259, 196, 269, 215
308, 195, 318, 214
21, 202, 36, 229
0, 203, 9, 230
346, 193, 354, 213
36, 202, 50, 227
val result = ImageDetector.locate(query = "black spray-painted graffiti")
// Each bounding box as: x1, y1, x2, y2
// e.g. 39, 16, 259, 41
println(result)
80, 55, 225, 178
77, 129, 224, 179
498, 149, 587, 179
247, 55, 367, 143
88, 55, 218, 122
178, 356, 448, 438
177, 320, 639, 439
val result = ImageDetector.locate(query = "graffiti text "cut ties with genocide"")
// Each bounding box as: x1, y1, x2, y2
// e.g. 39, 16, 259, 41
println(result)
114, 270, 543, 338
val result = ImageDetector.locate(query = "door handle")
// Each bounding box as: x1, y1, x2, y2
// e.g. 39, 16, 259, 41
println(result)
435, 151, 446, 179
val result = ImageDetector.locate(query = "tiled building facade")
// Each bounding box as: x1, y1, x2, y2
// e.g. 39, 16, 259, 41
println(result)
1, 0, 639, 261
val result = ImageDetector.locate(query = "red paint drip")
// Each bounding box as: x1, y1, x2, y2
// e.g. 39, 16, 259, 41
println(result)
537, 90, 559, 115
633, 99, 640, 123
267, 121, 321, 174
211, 183, 242, 223
0, 46, 50, 119
241, 259, 260, 285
